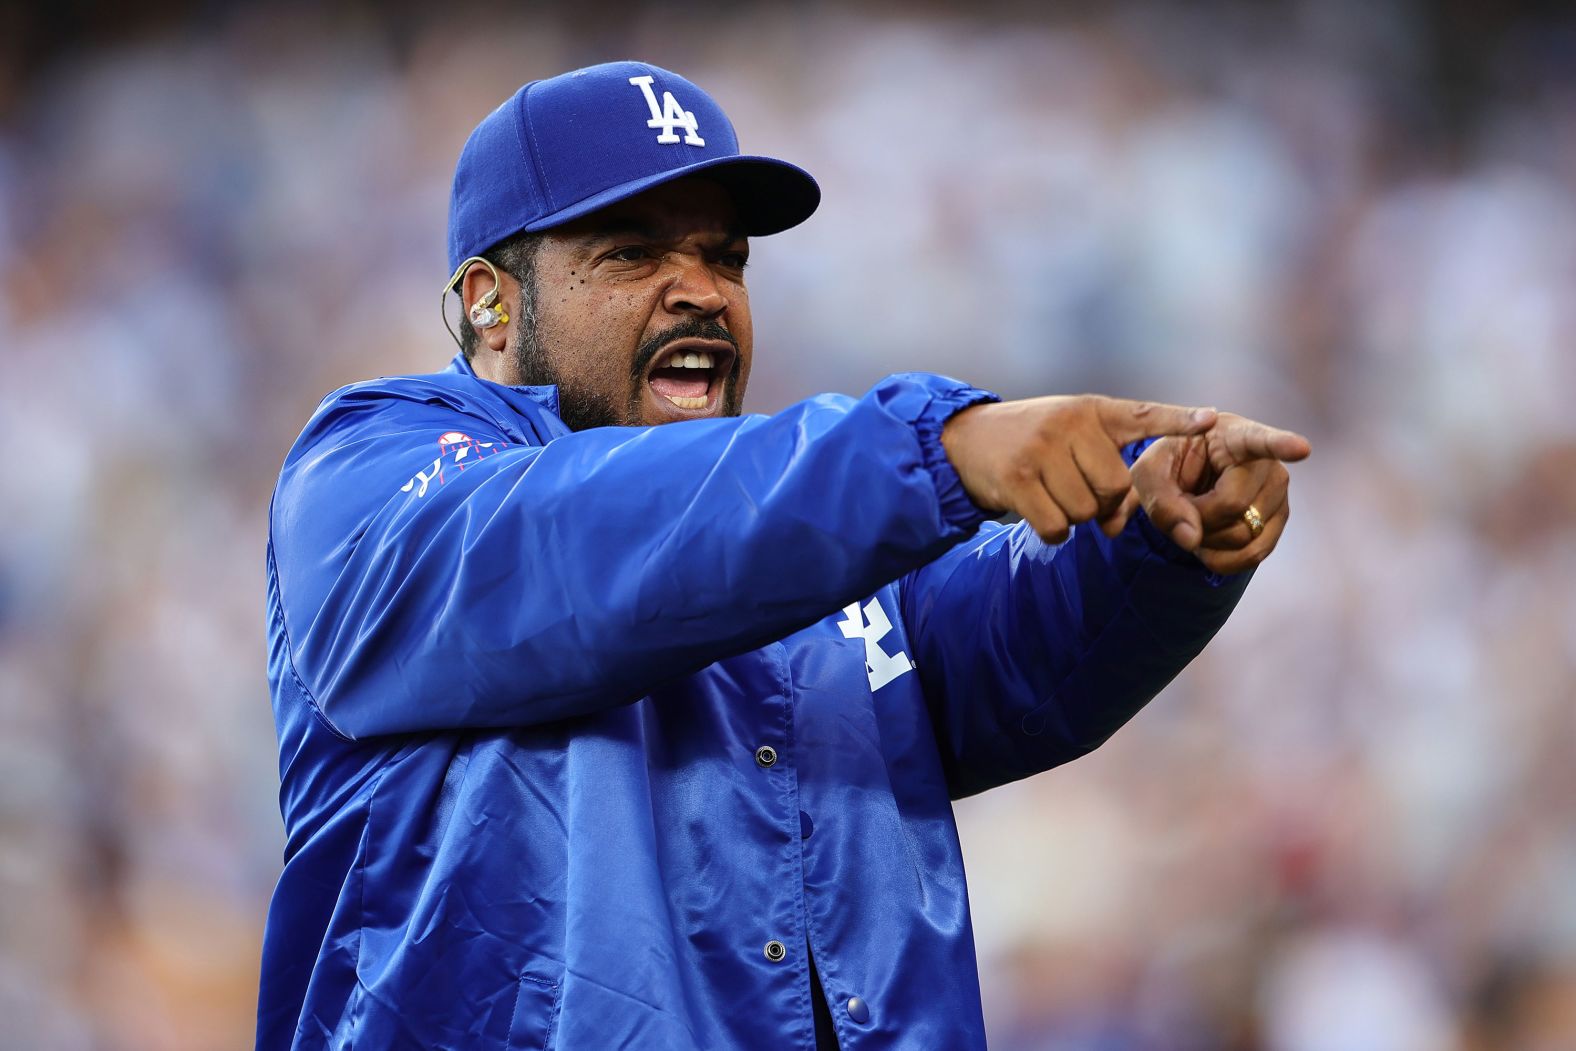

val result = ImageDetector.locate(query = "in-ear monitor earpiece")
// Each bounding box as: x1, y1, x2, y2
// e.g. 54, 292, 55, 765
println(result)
468, 284, 509, 329
442, 256, 509, 347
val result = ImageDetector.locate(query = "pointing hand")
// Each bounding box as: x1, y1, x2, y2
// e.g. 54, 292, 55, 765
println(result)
1130, 412, 1311, 574
942, 396, 1220, 545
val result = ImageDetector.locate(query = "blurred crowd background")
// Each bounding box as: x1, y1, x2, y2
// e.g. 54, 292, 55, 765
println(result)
3, 0, 1574, 1048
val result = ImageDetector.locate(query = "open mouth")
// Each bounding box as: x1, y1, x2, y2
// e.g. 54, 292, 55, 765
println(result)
645, 339, 736, 414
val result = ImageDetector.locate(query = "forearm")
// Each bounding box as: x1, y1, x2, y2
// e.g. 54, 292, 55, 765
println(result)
278, 373, 995, 738
902, 512, 1249, 798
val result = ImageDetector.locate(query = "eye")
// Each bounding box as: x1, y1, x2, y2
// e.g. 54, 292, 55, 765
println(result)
716, 250, 749, 271
607, 245, 653, 263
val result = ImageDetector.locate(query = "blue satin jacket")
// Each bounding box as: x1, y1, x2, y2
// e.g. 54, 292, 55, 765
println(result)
257, 354, 1248, 1050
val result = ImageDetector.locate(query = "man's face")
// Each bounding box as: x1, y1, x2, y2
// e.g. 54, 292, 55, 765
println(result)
512, 178, 753, 430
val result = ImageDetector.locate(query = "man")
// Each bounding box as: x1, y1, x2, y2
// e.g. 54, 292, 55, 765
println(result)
257, 61, 1307, 1050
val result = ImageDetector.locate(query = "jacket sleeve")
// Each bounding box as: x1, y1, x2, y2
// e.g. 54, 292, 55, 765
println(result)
271, 373, 996, 739
899, 450, 1251, 799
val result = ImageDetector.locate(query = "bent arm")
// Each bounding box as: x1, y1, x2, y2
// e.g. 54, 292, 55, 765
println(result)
272, 373, 994, 738
900, 502, 1249, 799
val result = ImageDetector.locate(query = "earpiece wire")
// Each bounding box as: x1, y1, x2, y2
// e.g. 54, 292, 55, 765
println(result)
440, 256, 504, 350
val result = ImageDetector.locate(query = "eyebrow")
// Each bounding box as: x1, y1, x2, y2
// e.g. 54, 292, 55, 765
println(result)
572, 220, 747, 247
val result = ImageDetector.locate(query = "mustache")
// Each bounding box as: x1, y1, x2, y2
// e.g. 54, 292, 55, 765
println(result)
630, 318, 739, 378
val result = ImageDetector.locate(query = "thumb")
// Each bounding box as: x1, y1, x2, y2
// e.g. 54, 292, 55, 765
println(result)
1098, 486, 1142, 538
1143, 479, 1206, 552
1096, 397, 1217, 446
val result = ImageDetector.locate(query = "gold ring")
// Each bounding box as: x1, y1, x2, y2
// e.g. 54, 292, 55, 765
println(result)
1243, 505, 1265, 538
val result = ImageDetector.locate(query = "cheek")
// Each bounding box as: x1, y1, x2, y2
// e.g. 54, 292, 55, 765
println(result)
539, 282, 651, 385
728, 296, 753, 382
733, 343, 753, 389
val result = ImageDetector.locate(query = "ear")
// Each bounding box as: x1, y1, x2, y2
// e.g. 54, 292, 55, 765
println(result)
459, 261, 518, 356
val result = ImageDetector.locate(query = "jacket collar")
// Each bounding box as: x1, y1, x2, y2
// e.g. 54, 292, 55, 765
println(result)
444, 351, 561, 417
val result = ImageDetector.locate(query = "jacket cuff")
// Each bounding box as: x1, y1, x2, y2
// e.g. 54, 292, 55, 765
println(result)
894, 373, 1001, 533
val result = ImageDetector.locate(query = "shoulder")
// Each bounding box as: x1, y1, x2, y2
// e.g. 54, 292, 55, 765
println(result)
289, 368, 560, 465
269, 364, 559, 545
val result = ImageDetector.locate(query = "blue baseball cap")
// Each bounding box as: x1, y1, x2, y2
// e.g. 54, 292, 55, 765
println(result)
447, 61, 820, 272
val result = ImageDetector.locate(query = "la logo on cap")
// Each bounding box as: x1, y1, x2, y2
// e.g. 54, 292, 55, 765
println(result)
628, 75, 705, 146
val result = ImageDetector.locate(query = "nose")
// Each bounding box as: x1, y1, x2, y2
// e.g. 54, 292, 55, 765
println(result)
661, 254, 727, 319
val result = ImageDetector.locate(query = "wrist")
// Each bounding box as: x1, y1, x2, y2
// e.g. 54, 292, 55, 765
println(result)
895, 374, 1000, 532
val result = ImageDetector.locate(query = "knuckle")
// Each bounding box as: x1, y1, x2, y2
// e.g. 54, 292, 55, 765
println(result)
1065, 492, 1098, 521
1031, 515, 1071, 545
1037, 411, 1071, 441
1070, 395, 1103, 421
1091, 478, 1131, 503
1094, 493, 1126, 518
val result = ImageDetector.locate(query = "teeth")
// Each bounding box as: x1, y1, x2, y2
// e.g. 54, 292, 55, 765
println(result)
665, 395, 708, 410
666, 350, 714, 369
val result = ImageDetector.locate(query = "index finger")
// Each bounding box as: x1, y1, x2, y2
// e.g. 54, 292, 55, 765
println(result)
1094, 397, 1218, 446
1211, 417, 1312, 466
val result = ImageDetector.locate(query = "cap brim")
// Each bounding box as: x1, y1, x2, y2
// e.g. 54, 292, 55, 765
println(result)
522, 155, 820, 237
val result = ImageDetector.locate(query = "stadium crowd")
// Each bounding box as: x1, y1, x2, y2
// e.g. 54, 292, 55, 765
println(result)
2, 2, 1574, 1048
